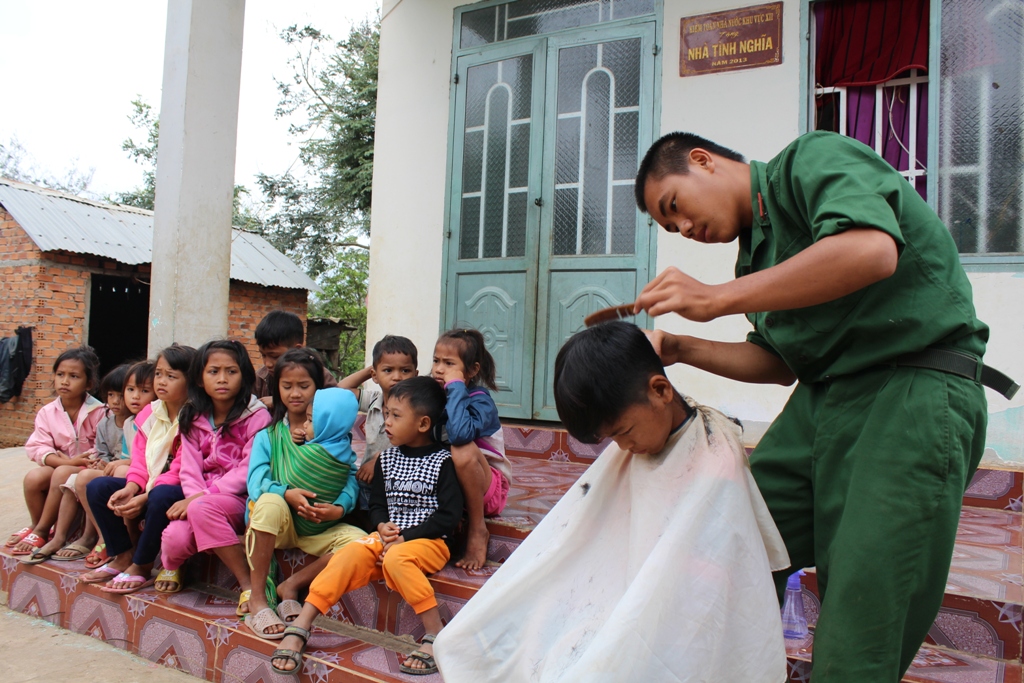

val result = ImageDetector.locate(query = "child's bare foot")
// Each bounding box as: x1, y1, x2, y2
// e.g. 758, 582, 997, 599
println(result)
103, 562, 153, 591
247, 591, 285, 636
154, 568, 183, 593
272, 632, 306, 672
456, 523, 489, 570
54, 533, 97, 559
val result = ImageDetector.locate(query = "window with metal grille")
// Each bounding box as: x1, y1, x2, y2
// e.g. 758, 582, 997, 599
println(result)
461, 0, 655, 48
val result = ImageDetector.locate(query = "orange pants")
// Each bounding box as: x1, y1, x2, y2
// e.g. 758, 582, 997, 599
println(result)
306, 532, 450, 615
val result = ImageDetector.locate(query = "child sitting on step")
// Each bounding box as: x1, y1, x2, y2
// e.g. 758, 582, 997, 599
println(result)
8, 346, 104, 558
254, 310, 337, 408
244, 351, 366, 639
158, 340, 271, 607
433, 321, 791, 682
27, 364, 132, 564
431, 328, 512, 571
338, 335, 418, 516
78, 359, 158, 568
81, 346, 194, 592
271, 376, 463, 676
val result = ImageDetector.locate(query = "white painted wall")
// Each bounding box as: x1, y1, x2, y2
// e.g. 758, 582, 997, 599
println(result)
366, 0, 462, 375
370, 0, 1023, 459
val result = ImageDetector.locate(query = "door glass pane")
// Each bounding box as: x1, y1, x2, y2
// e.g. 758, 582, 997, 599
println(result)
553, 39, 642, 255
460, 55, 533, 260
461, 0, 655, 48
939, 0, 1024, 253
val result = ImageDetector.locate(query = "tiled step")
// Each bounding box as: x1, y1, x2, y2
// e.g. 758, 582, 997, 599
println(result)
786, 630, 1024, 683
0, 553, 436, 682
798, 505, 1024, 664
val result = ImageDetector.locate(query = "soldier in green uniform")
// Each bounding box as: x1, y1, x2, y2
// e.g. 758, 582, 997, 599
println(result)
632, 131, 1015, 681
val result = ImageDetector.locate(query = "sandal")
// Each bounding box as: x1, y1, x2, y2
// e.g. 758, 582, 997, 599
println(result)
52, 543, 92, 562
236, 589, 252, 617
11, 532, 46, 556
100, 572, 155, 594
21, 548, 55, 565
247, 607, 287, 640
84, 543, 109, 569
5, 526, 32, 548
80, 565, 122, 584
155, 568, 183, 594
276, 599, 303, 623
400, 634, 439, 676
271, 625, 310, 674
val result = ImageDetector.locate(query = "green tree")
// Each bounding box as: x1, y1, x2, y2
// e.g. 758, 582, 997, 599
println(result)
260, 19, 379, 373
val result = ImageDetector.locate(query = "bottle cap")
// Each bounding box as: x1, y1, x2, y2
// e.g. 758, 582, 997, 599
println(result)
786, 571, 802, 591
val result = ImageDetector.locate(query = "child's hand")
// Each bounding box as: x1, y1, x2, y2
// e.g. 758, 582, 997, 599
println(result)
259, 396, 274, 409
166, 493, 204, 520
284, 488, 316, 512
377, 522, 400, 544
290, 424, 307, 444
377, 536, 405, 565
356, 456, 377, 484
107, 485, 137, 511
115, 493, 147, 519
69, 455, 93, 468
436, 366, 465, 385
301, 502, 343, 523
103, 460, 122, 476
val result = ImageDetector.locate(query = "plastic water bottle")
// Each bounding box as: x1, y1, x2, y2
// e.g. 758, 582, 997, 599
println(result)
781, 570, 808, 639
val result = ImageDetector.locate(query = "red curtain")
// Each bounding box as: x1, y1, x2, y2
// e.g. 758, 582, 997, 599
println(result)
816, 0, 929, 87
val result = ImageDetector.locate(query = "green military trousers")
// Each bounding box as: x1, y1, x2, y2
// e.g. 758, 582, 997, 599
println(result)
750, 365, 988, 682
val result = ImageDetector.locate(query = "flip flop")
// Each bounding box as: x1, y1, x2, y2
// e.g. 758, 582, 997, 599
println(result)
100, 572, 154, 594
399, 634, 439, 676
51, 543, 92, 562
84, 543, 109, 569
154, 568, 183, 594
80, 565, 122, 584
270, 625, 310, 675
246, 607, 287, 640
5, 526, 32, 548
236, 589, 252, 617
21, 548, 54, 565
276, 599, 303, 623
11, 533, 46, 556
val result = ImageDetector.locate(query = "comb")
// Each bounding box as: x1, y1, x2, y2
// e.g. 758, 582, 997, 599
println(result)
584, 303, 636, 327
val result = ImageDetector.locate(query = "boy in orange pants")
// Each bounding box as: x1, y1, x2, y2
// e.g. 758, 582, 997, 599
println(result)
270, 376, 463, 676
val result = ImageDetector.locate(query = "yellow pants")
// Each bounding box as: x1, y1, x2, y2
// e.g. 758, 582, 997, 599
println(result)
246, 493, 366, 558
306, 532, 449, 615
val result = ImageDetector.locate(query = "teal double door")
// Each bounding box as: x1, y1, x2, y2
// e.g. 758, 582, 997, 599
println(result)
442, 22, 658, 421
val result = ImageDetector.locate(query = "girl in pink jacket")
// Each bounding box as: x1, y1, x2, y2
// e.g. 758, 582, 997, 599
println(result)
7, 347, 104, 555
158, 340, 271, 613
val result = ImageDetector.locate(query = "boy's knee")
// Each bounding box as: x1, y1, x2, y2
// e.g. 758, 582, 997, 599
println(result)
250, 493, 288, 528
449, 443, 481, 466
24, 468, 50, 490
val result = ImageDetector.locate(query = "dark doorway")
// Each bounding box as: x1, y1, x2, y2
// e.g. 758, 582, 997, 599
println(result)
88, 274, 149, 377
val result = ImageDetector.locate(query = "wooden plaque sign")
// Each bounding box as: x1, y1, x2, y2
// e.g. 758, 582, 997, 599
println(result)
679, 2, 783, 77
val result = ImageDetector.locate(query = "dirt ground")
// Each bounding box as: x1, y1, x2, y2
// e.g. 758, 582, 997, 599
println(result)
0, 446, 197, 683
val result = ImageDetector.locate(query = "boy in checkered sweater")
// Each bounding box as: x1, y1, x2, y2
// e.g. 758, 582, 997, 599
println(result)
271, 376, 463, 676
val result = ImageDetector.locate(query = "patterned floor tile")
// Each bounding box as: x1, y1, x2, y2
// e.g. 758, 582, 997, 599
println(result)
965, 470, 1024, 512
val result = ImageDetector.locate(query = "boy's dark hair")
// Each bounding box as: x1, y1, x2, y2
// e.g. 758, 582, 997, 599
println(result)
255, 310, 305, 348
178, 340, 257, 438
123, 359, 156, 393
634, 132, 745, 213
270, 347, 327, 425
437, 328, 497, 391
388, 376, 447, 431
554, 321, 667, 443
99, 363, 131, 401
53, 346, 101, 391
157, 344, 197, 375
372, 335, 419, 368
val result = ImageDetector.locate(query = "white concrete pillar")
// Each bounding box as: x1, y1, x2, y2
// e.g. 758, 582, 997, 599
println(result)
148, 0, 245, 355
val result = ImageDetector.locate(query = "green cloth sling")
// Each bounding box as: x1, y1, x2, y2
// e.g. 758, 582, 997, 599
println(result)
268, 422, 351, 537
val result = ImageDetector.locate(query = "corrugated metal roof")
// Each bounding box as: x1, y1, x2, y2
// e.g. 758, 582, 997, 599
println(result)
0, 178, 318, 292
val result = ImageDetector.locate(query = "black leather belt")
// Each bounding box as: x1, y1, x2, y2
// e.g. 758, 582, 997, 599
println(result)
894, 348, 1019, 400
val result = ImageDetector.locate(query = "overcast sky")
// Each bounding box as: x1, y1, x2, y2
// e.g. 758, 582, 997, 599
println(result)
0, 0, 380, 199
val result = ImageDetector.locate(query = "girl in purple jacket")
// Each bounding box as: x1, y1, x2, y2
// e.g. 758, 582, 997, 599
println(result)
157, 340, 271, 612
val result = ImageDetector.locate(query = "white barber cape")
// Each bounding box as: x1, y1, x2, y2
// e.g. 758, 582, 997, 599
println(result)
433, 398, 790, 683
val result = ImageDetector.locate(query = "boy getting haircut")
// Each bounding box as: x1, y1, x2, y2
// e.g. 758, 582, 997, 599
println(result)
434, 319, 790, 682
554, 320, 668, 444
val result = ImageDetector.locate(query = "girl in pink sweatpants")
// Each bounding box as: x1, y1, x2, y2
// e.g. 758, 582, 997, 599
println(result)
159, 340, 271, 614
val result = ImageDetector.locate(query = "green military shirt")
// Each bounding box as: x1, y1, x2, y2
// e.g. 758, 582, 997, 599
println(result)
737, 131, 988, 384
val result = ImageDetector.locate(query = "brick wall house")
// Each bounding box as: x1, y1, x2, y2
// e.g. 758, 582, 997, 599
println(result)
0, 180, 317, 446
